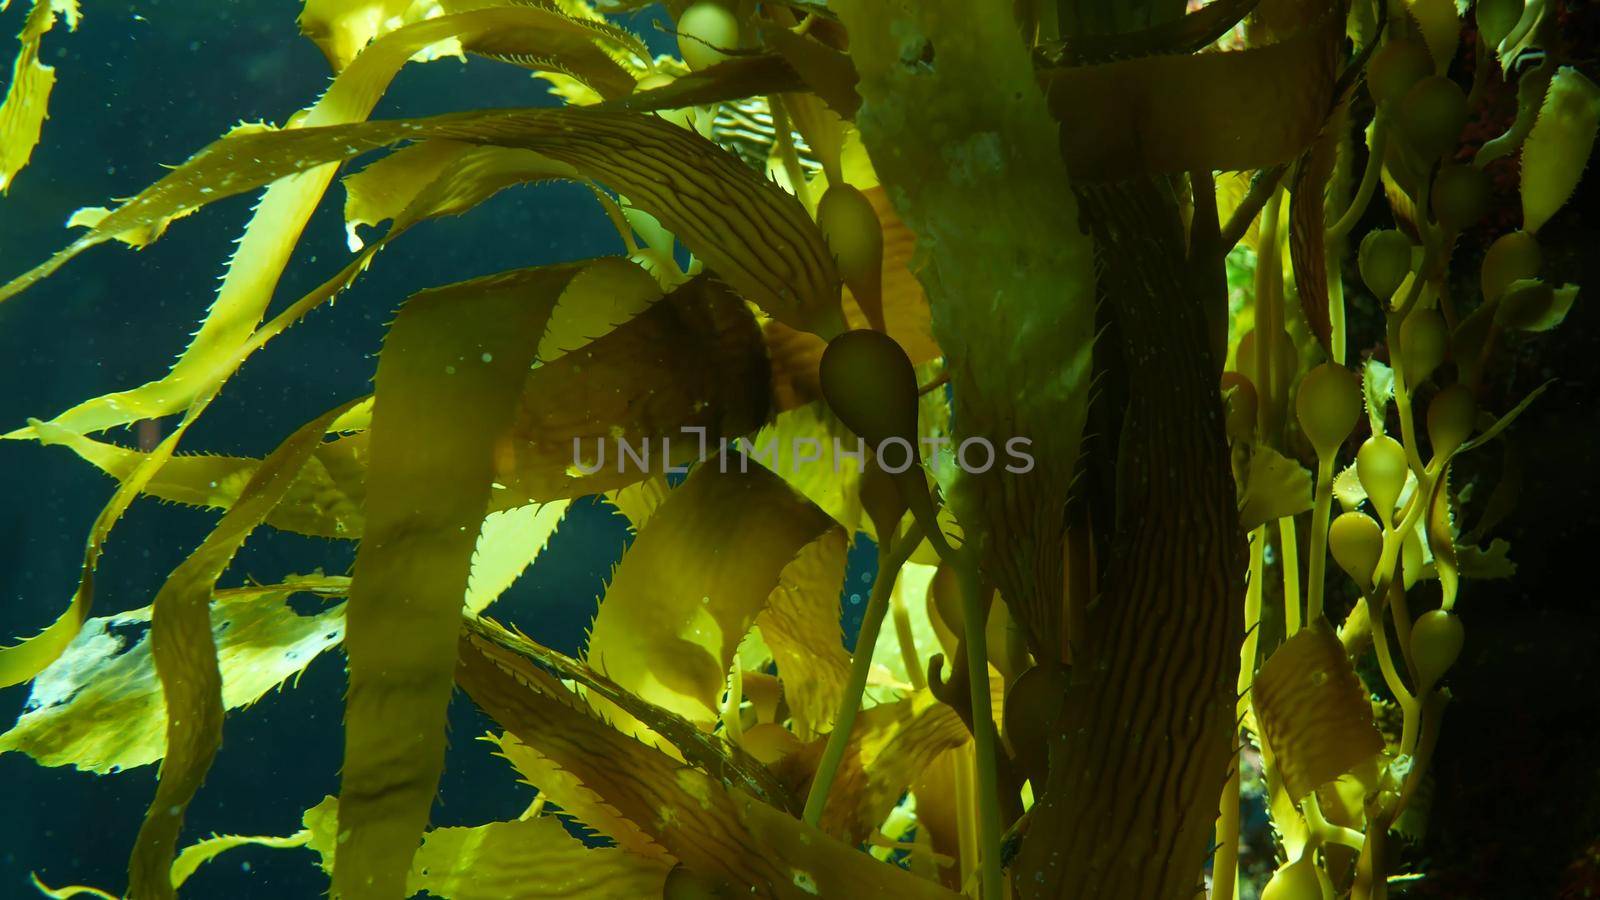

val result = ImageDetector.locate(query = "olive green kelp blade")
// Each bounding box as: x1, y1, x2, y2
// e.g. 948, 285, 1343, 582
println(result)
584, 461, 835, 729
125, 398, 361, 900
0, 106, 845, 338
456, 631, 961, 900
333, 262, 589, 900
1251, 623, 1384, 800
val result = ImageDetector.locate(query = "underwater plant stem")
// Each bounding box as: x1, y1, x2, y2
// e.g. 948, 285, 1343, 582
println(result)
1385, 313, 1428, 477
1279, 517, 1302, 635
1388, 577, 1419, 685
1218, 164, 1288, 252
954, 554, 1005, 900
802, 524, 923, 827
1326, 121, 1388, 241
1254, 184, 1286, 440
1329, 250, 1349, 366
768, 97, 812, 210
1306, 456, 1336, 624
1217, 526, 1266, 900
890, 581, 926, 691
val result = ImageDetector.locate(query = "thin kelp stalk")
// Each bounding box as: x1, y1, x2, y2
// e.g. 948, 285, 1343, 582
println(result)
802, 520, 923, 825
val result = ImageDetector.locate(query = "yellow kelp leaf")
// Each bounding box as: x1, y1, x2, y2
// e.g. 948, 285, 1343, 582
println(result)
1, 6, 653, 437
750, 402, 865, 531
585, 462, 834, 726
601, 474, 671, 532
455, 632, 959, 899
299, 0, 414, 71
535, 253, 662, 361
799, 691, 969, 844
407, 815, 671, 899
170, 830, 315, 891
0, 578, 347, 773
0, 0, 78, 191
1039, 11, 1341, 180
334, 262, 587, 899
1251, 623, 1384, 799
487, 731, 670, 860
1521, 66, 1600, 235
341, 139, 477, 250
31, 423, 367, 539
755, 528, 851, 740
835, 0, 1095, 648
1237, 444, 1314, 531
494, 274, 770, 506
127, 401, 360, 899
1404, 0, 1461, 73
464, 501, 569, 615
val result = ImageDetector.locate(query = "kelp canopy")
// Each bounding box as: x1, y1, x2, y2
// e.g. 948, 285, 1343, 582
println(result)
0, 0, 1593, 898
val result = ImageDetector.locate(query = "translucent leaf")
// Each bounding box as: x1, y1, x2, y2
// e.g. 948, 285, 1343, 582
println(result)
0, 0, 78, 191
127, 400, 362, 897
1458, 539, 1516, 579
755, 528, 851, 740
1522, 66, 1600, 234
1237, 445, 1314, 531
0, 578, 347, 774
335, 262, 589, 899
407, 815, 670, 899
1251, 624, 1384, 799
1363, 357, 1395, 436
585, 462, 834, 728
465, 502, 569, 616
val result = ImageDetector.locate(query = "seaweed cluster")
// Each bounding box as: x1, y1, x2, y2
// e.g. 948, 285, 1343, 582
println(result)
0, 0, 1593, 898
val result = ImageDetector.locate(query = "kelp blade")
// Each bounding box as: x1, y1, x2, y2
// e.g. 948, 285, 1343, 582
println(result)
128, 400, 360, 899
335, 262, 587, 899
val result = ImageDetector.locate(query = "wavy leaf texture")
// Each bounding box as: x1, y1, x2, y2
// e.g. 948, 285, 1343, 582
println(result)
334, 262, 587, 899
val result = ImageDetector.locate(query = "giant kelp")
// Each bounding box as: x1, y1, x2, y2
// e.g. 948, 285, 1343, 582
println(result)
1, 0, 1594, 898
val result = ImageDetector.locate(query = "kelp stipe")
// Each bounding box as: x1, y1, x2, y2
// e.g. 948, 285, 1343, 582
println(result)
0, 0, 1593, 898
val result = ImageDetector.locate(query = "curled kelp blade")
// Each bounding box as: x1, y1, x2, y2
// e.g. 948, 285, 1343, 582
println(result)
754, 528, 851, 740
0, 577, 347, 774
334, 262, 589, 900
1040, 9, 1342, 180
126, 398, 361, 900
601, 53, 809, 113
584, 461, 834, 729
1251, 623, 1384, 800
456, 633, 960, 900
2, 104, 845, 338
0, 0, 78, 191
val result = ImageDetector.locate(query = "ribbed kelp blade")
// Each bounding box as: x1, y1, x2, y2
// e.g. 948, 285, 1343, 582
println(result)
584, 462, 834, 728
487, 731, 671, 860
1289, 106, 1344, 354
835, 0, 1095, 651
0, 577, 347, 774
123, 399, 359, 899
406, 816, 671, 900
494, 273, 770, 505
333, 262, 586, 900
601, 53, 809, 113
456, 632, 961, 900
0, 0, 77, 191
464, 616, 793, 809
1040, 10, 1342, 180
1251, 624, 1384, 800
761, 24, 862, 118
754, 528, 851, 740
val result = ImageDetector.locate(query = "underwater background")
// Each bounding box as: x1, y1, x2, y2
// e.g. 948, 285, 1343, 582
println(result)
0, 2, 1598, 898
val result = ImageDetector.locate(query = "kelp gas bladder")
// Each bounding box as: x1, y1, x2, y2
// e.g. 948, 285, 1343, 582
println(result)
0, 0, 1590, 898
